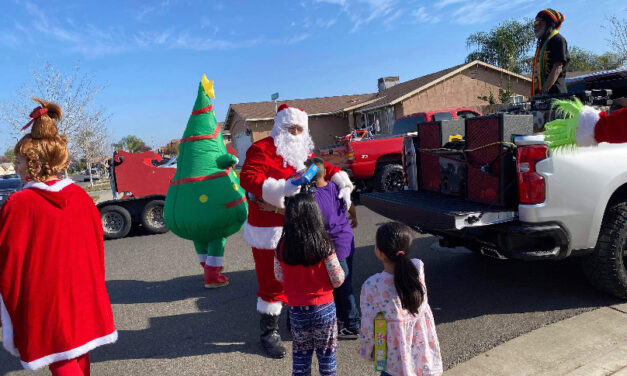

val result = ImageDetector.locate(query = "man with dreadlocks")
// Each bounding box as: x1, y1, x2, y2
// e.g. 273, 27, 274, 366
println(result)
532, 8, 570, 97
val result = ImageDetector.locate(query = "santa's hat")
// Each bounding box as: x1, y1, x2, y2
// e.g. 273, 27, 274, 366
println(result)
271, 104, 308, 138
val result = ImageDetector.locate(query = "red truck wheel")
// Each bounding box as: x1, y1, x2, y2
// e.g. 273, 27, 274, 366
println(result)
141, 200, 169, 234
101, 205, 132, 240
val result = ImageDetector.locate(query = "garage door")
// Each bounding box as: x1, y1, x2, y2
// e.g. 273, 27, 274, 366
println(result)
234, 132, 252, 166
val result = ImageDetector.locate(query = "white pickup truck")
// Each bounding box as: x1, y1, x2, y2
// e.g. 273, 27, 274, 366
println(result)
362, 133, 627, 299
363, 70, 627, 299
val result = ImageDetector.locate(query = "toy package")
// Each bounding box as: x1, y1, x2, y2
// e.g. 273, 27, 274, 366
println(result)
374, 312, 387, 371
290, 164, 319, 186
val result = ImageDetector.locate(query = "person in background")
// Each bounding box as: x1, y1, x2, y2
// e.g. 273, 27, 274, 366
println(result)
359, 222, 442, 376
532, 8, 569, 96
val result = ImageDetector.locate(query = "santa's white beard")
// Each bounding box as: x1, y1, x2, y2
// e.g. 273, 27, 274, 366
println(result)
273, 130, 314, 170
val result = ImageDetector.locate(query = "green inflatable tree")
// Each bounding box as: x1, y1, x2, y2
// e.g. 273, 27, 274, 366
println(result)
164, 75, 248, 288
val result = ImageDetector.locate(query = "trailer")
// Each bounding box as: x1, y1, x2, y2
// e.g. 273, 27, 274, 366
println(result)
98, 150, 176, 239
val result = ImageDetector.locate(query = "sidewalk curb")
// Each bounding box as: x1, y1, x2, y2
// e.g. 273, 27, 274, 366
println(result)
445, 303, 627, 376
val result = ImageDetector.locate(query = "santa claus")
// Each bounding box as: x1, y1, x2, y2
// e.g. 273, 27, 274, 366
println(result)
239, 104, 353, 358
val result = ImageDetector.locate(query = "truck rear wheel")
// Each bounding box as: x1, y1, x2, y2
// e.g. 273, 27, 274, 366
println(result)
141, 200, 168, 234
582, 201, 627, 299
101, 205, 132, 240
374, 164, 404, 192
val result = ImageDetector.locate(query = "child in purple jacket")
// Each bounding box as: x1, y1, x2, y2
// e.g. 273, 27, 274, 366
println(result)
305, 157, 360, 337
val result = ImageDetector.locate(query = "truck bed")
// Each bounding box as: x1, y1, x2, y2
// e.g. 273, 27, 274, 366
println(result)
361, 191, 517, 231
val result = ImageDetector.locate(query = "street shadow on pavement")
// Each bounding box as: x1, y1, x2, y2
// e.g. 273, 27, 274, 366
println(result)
350, 236, 622, 326
0, 270, 285, 374
98, 269, 279, 362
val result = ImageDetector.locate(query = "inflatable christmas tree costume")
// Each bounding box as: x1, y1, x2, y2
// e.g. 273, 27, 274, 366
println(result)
164, 75, 248, 288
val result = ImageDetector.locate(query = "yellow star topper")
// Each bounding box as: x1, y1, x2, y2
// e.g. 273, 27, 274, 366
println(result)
201, 74, 215, 98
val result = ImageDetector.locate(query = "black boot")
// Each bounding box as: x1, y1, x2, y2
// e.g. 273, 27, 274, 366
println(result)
260, 313, 286, 359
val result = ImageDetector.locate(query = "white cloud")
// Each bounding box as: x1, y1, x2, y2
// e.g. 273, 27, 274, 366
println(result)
8, 1, 311, 57
200, 17, 220, 34
136, 6, 155, 21
316, 18, 337, 28
313, 0, 400, 32
450, 0, 533, 25
411, 6, 441, 24
0, 32, 20, 48
434, 0, 467, 9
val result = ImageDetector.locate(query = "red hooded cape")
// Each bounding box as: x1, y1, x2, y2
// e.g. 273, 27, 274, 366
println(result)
0, 179, 116, 370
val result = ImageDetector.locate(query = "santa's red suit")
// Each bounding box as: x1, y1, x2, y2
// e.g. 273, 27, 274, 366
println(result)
0, 179, 117, 371
239, 104, 353, 357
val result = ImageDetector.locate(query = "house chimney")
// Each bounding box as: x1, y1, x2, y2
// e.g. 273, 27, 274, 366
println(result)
378, 76, 400, 92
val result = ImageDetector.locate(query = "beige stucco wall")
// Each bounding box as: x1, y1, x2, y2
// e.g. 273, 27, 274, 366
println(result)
248, 120, 274, 142
309, 115, 351, 149
400, 68, 530, 116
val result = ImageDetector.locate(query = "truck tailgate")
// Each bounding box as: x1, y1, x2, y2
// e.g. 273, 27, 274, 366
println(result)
361, 191, 517, 230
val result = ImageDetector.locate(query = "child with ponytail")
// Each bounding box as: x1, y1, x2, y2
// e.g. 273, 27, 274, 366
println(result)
0, 98, 117, 375
359, 222, 442, 376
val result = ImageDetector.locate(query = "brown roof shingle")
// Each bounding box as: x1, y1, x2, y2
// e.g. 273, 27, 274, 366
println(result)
225, 60, 530, 128
356, 62, 469, 111
228, 93, 377, 123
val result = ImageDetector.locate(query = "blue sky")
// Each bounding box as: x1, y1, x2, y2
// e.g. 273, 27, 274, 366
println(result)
0, 0, 624, 151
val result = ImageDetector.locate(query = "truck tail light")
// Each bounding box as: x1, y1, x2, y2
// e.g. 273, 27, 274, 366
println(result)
517, 145, 548, 204
346, 144, 355, 161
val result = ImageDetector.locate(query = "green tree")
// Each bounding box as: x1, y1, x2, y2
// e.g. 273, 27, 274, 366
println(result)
3, 147, 15, 163
112, 135, 151, 153
160, 139, 180, 156
569, 46, 624, 72
466, 19, 535, 74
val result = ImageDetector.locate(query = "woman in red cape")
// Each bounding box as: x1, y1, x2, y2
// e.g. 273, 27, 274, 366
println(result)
0, 98, 116, 375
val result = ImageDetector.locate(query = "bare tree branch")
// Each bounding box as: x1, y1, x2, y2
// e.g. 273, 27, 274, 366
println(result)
606, 15, 627, 66
0, 62, 111, 165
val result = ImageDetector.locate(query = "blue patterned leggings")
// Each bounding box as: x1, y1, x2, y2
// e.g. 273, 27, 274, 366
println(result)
289, 301, 338, 376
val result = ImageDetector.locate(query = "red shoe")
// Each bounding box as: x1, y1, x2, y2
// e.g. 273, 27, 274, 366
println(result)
200, 262, 223, 271
204, 265, 229, 288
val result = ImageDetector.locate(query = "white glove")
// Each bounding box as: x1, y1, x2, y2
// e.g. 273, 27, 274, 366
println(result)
284, 179, 301, 197
338, 186, 352, 209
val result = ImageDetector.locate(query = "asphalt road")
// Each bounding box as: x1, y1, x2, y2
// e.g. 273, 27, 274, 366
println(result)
0, 205, 621, 376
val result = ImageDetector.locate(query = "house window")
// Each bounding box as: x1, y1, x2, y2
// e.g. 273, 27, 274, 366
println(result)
511, 95, 525, 104
366, 111, 382, 133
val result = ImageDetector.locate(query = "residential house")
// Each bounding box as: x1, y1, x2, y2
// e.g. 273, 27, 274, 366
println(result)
354, 60, 531, 133
0, 163, 15, 175
224, 94, 376, 163
223, 60, 531, 163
